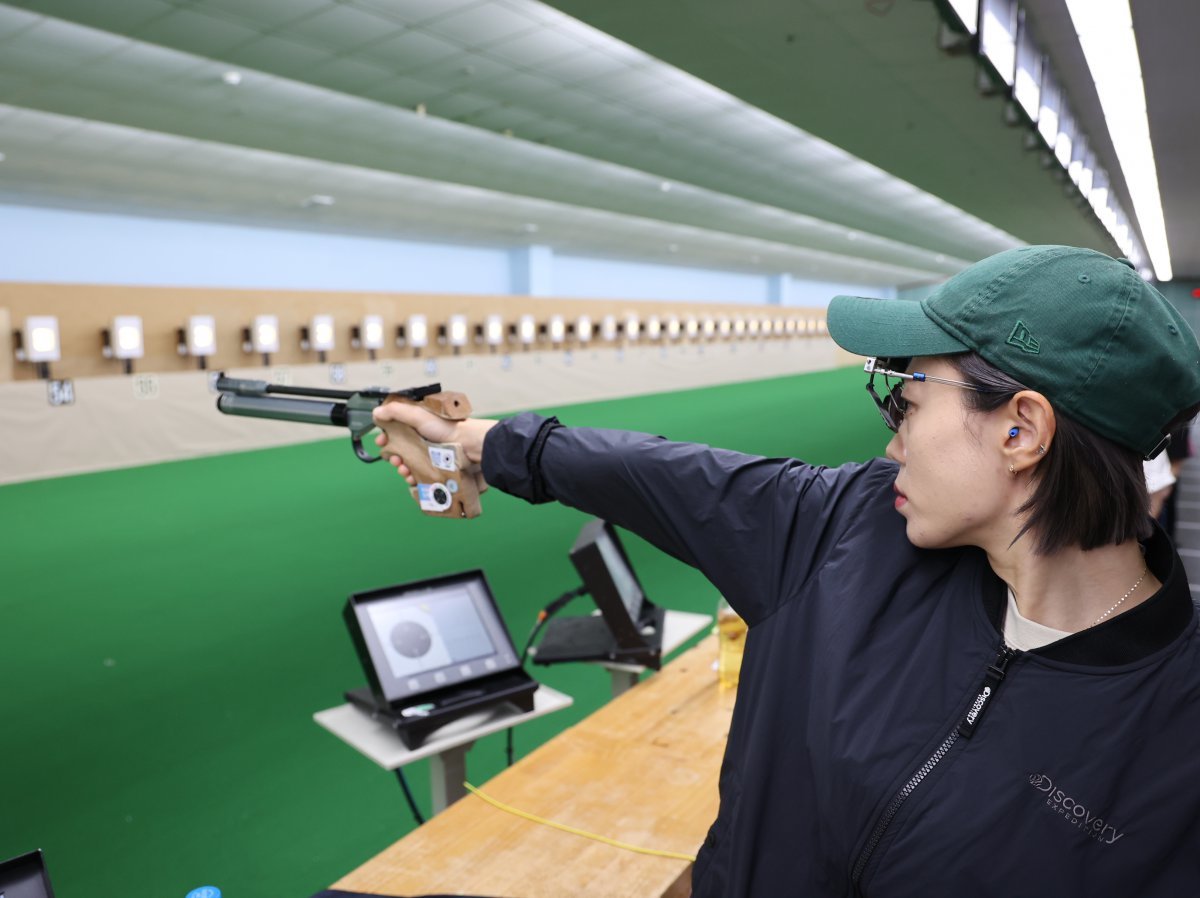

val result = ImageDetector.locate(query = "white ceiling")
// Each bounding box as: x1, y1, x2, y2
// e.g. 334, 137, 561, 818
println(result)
0, 0, 1173, 291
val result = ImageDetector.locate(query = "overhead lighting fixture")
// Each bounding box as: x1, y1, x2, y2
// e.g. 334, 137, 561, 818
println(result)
945, 0, 980, 34
1013, 16, 1042, 122
1036, 67, 1061, 149
1064, 0, 1172, 279
979, 0, 1018, 87
1053, 111, 1074, 169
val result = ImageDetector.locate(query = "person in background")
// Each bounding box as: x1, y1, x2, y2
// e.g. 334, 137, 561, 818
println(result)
374, 246, 1200, 897
1159, 421, 1193, 538
1145, 449, 1177, 520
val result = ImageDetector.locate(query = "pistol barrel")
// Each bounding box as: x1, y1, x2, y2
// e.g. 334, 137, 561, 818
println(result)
216, 392, 347, 427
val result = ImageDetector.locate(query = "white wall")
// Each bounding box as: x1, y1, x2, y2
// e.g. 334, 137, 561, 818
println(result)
0, 203, 896, 306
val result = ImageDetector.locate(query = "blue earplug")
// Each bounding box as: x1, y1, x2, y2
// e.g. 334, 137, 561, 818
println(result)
1009, 427, 1020, 438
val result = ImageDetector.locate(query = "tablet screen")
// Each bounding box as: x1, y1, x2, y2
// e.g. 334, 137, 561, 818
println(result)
349, 571, 519, 703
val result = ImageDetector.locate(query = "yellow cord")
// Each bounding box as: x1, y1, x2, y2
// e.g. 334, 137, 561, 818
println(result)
463, 782, 697, 863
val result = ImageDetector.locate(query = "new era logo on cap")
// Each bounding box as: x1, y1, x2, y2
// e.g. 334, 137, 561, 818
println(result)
1007, 320, 1040, 354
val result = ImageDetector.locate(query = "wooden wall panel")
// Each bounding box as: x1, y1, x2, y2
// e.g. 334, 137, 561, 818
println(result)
0, 282, 827, 382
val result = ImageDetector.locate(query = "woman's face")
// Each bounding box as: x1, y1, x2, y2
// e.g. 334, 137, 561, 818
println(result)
884, 356, 1014, 550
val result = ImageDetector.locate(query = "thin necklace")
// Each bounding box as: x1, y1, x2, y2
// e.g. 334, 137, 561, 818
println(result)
1092, 566, 1150, 627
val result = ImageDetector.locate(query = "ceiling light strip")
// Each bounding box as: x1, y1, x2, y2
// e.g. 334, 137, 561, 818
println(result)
1064, 0, 1171, 280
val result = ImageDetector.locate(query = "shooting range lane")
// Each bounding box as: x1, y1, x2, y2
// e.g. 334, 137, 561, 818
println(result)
0, 366, 887, 898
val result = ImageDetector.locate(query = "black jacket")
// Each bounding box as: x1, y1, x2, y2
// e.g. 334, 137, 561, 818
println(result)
482, 414, 1200, 897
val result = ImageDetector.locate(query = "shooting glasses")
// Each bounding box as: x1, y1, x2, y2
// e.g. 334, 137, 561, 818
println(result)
864, 357, 1001, 433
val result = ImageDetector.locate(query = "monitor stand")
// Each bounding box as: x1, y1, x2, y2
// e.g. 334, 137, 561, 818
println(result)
344, 674, 536, 750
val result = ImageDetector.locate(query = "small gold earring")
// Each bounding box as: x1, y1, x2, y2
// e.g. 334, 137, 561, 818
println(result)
1008, 464, 1016, 475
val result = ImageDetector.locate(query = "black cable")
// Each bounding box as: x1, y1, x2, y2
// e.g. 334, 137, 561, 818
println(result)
505, 585, 589, 767
395, 768, 426, 827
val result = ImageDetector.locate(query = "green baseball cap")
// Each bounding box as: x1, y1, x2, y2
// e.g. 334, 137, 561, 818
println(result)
827, 245, 1200, 457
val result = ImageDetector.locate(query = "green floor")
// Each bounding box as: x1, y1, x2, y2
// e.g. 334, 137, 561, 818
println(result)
0, 365, 887, 898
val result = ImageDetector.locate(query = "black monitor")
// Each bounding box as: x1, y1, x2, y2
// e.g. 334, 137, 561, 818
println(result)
0, 849, 56, 898
343, 570, 536, 748
534, 519, 664, 668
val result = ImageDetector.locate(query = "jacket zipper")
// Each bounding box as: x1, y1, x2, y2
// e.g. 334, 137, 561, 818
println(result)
850, 644, 1016, 887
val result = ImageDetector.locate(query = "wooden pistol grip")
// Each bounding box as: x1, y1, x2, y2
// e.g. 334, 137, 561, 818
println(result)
415, 390, 472, 420
377, 406, 482, 519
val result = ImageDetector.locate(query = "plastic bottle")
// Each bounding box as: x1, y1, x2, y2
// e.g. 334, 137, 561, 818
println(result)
717, 596, 747, 689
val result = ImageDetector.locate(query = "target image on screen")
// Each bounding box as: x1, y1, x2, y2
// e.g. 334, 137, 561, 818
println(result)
349, 571, 520, 702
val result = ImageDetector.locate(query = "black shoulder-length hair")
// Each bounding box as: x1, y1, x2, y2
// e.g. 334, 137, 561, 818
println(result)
948, 352, 1170, 555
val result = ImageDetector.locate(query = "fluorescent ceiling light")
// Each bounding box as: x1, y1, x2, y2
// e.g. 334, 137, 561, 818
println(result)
1065, 0, 1171, 279
1053, 112, 1074, 168
112, 316, 144, 360
946, 0, 981, 34
980, 0, 1018, 87
23, 316, 60, 362
1013, 19, 1042, 121
1037, 69, 1061, 148
187, 315, 216, 356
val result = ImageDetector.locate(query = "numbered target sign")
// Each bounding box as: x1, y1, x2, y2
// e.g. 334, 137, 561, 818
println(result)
133, 374, 160, 400
47, 379, 75, 406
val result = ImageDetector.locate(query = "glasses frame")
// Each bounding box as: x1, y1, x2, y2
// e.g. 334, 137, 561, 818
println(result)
864, 357, 1001, 433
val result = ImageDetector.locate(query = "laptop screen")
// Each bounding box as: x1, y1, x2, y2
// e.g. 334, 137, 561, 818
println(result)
348, 571, 520, 703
